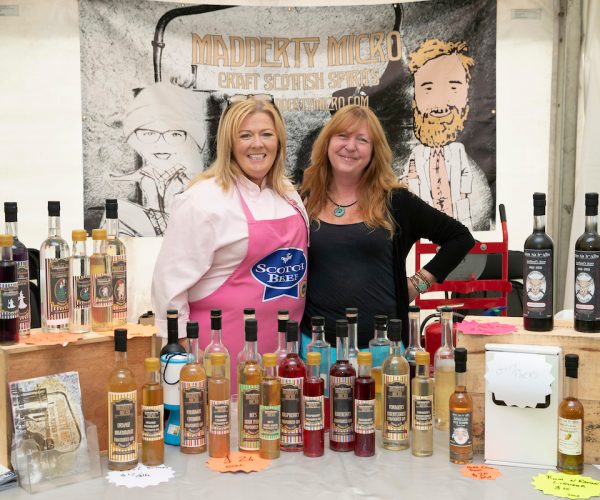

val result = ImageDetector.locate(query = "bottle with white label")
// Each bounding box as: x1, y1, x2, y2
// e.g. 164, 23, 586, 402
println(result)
345, 307, 359, 371
303, 351, 324, 457
523, 192, 554, 331
259, 353, 280, 459
0, 234, 19, 342
449, 347, 473, 464
69, 230, 91, 333
412, 351, 433, 457
354, 351, 375, 457
142, 357, 164, 465
105, 199, 127, 326
558, 354, 584, 474
40, 201, 70, 332
91, 229, 113, 331
574, 193, 600, 332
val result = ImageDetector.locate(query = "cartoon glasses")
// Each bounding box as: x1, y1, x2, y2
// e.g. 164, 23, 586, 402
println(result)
133, 128, 188, 146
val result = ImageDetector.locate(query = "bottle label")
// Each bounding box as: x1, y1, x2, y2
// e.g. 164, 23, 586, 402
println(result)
559, 417, 582, 455
259, 405, 280, 441
523, 249, 553, 319
108, 391, 137, 462
209, 399, 230, 435
16, 260, 30, 331
72, 275, 91, 310
449, 411, 472, 447
354, 398, 375, 434
92, 273, 113, 308
0, 281, 19, 320
383, 374, 409, 441
239, 384, 260, 450
280, 377, 303, 445
45, 258, 69, 320
181, 380, 206, 447
111, 256, 127, 320
142, 404, 163, 442
303, 395, 324, 431
574, 250, 600, 321
330, 376, 354, 443
412, 395, 433, 431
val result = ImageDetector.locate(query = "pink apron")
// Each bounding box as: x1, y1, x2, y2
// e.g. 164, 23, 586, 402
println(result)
189, 188, 308, 389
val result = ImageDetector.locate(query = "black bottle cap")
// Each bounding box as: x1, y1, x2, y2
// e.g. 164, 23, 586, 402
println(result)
311, 316, 325, 327
278, 309, 289, 316
533, 192, 546, 216
211, 309, 222, 330
186, 321, 199, 339
408, 305, 420, 313
585, 193, 599, 215
388, 319, 402, 342
565, 353, 579, 378
455, 347, 467, 373
114, 328, 128, 352
345, 308, 358, 325
106, 199, 118, 219
374, 315, 388, 328
286, 320, 298, 342
243, 308, 255, 316
245, 318, 258, 341
167, 309, 178, 318
4, 202, 17, 222
48, 201, 60, 217
336, 319, 348, 338
211, 309, 221, 317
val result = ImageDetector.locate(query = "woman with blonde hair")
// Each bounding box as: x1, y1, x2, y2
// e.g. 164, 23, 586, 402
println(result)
300, 104, 474, 350
152, 96, 308, 385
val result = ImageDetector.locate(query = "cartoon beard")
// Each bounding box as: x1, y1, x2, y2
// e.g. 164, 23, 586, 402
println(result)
412, 101, 469, 148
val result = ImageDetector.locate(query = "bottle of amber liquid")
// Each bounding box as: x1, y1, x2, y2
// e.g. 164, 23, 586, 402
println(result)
142, 357, 164, 466
105, 199, 127, 327
90, 229, 113, 331
180, 321, 207, 454
208, 352, 230, 458
449, 347, 473, 464
107, 328, 138, 470
558, 354, 584, 474
303, 351, 324, 457
412, 351, 433, 457
238, 319, 263, 453
259, 353, 280, 459
354, 351, 375, 457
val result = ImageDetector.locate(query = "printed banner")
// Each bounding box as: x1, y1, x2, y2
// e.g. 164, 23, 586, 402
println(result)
80, 0, 496, 236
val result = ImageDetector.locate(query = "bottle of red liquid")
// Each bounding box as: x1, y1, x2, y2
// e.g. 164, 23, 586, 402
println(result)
330, 319, 356, 452
279, 320, 305, 452
354, 351, 375, 457
303, 351, 324, 457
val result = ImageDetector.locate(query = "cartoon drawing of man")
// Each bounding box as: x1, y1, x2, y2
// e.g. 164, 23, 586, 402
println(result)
402, 39, 493, 231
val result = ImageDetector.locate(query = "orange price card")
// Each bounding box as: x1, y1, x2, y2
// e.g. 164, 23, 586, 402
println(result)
206, 452, 270, 473
461, 464, 502, 480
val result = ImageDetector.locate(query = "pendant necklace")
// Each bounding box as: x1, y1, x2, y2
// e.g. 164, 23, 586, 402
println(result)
328, 195, 358, 217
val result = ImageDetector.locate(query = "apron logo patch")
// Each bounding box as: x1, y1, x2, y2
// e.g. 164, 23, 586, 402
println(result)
251, 248, 307, 301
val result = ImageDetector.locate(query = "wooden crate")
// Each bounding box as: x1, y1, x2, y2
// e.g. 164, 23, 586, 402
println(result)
0, 328, 153, 468
457, 316, 600, 463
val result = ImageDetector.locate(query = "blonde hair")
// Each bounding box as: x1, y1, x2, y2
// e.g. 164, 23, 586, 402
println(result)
300, 105, 401, 234
408, 39, 474, 81
189, 98, 290, 195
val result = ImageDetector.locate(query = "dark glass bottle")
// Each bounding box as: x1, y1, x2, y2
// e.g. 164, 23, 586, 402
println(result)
160, 309, 186, 355
303, 351, 324, 457
0, 235, 19, 342
574, 193, 600, 332
354, 351, 375, 457
523, 192, 554, 331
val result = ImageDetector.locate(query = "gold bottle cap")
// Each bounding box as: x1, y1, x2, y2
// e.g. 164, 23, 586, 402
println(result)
0, 234, 13, 247
263, 353, 277, 367
415, 351, 430, 364
211, 352, 226, 366
72, 229, 87, 241
306, 351, 321, 366
92, 228, 107, 240
144, 357, 160, 371
358, 351, 372, 366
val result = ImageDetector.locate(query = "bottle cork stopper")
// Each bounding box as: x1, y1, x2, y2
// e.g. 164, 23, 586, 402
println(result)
307, 351, 321, 365
92, 228, 107, 240
415, 351, 430, 364
358, 351, 372, 365
263, 353, 276, 367
0, 234, 13, 247
211, 352, 226, 365
144, 357, 159, 371
72, 229, 87, 241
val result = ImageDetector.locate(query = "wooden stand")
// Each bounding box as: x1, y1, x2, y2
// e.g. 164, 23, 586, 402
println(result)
0, 328, 153, 467
457, 316, 600, 463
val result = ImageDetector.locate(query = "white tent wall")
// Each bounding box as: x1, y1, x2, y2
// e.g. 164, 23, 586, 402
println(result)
0, 0, 563, 321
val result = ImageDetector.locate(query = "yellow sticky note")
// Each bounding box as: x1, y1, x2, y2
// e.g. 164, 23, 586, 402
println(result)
532, 471, 600, 499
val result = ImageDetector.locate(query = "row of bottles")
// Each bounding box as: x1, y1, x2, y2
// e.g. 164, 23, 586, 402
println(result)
524, 192, 600, 332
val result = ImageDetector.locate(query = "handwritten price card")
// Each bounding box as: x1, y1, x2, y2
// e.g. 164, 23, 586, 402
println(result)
461, 464, 501, 480
206, 452, 270, 473
532, 471, 600, 499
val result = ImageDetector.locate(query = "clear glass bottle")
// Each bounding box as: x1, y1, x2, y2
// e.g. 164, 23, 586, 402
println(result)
142, 357, 164, 466
69, 230, 91, 333
208, 352, 230, 458
449, 347, 473, 464
275, 310, 289, 372
434, 306, 455, 430
204, 309, 230, 380
40, 201, 70, 332
4, 202, 30, 336
107, 328, 138, 470
346, 307, 359, 371
259, 352, 280, 459
0, 234, 19, 343
303, 351, 324, 457
354, 351, 375, 457
382, 319, 410, 450
369, 315, 391, 430
238, 318, 263, 453
306, 316, 330, 405
574, 193, 600, 332
412, 351, 433, 457
404, 305, 425, 384
180, 321, 207, 454
105, 199, 127, 326
90, 229, 113, 331
558, 354, 584, 474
